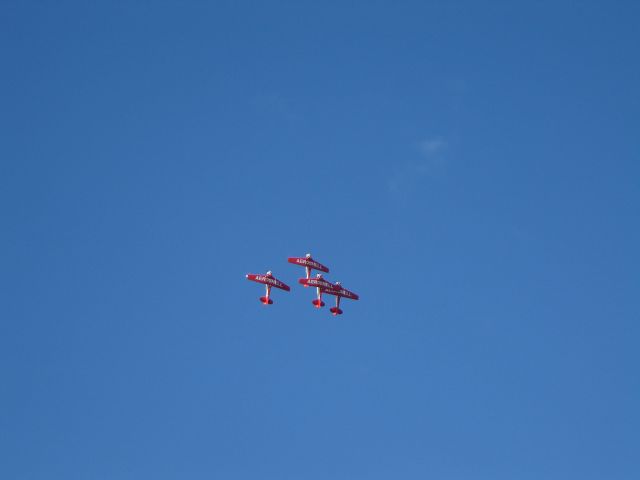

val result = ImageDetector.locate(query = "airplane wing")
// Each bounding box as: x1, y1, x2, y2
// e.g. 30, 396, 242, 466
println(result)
288, 257, 329, 273
298, 277, 335, 290
246, 274, 291, 291
321, 285, 359, 300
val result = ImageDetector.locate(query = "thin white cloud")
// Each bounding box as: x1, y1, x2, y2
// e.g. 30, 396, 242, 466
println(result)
418, 138, 447, 156
388, 137, 448, 194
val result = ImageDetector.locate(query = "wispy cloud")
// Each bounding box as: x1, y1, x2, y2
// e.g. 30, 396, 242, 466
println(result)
388, 137, 448, 194
418, 138, 447, 156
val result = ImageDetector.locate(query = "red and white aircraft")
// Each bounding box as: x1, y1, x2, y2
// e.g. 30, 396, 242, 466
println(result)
320, 281, 359, 316
287, 253, 329, 284
245, 271, 290, 305
298, 273, 337, 308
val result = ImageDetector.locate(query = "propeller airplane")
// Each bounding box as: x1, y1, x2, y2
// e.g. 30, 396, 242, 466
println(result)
299, 273, 337, 308
245, 271, 291, 305
320, 281, 359, 315
287, 253, 329, 284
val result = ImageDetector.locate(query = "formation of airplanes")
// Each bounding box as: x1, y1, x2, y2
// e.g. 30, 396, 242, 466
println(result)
245, 253, 359, 316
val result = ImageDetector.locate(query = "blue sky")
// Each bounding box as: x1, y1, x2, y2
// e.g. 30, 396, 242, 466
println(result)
1, 1, 639, 479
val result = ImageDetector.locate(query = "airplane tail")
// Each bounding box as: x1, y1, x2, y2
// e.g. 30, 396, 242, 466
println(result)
330, 307, 343, 316
312, 299, 325, 308
260, 296, 273, 305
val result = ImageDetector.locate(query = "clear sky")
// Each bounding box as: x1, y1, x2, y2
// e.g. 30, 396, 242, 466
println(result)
1, 1, 639, 479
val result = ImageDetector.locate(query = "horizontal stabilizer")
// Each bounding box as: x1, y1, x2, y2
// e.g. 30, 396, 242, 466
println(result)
259, 296, 273, 305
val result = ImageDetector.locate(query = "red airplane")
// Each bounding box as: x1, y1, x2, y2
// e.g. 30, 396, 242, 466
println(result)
298, 273, 336, 308
320, 281, 359, 316
245, 270, 291, 305
287, 253, 329, 284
